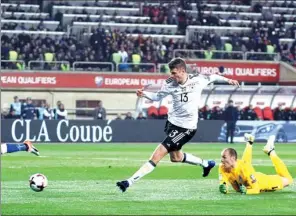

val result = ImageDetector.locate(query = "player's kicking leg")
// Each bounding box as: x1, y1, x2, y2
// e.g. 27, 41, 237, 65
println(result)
116, 123, 215, 192
263, 135, 293, 187
169, 150, 215, 177
116, 143, 167, 192
164, 124, 215, 177
1, 140, 39, 156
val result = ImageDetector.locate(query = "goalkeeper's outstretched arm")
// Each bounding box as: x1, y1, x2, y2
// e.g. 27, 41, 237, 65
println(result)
244, 171, 260, 195
219, 164, 230, 194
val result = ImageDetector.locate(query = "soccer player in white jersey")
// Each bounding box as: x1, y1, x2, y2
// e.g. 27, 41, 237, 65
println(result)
116, 58, 240, 192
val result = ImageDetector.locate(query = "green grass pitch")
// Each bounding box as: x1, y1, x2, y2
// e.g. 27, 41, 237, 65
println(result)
1, 143, 296, 215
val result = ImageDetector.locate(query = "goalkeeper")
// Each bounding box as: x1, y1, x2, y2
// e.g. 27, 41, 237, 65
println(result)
219, 134, 293, 195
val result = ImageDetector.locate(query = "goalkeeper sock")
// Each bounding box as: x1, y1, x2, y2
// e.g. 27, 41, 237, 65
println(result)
270, 151, 293, 184
182, 153, 209, 167
127, 160, 156, 186
1, 143, 27, 154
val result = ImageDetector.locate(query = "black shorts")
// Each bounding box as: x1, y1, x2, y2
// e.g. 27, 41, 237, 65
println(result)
161, 121, 197, 152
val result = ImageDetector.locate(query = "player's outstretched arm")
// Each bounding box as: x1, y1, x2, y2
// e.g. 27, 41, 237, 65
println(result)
202, 74, 240, 87
241, 171, 260, 195
211, 74, 240, 87
219, 164, 229, 194
136, 85, 170, 101
240, 185, 260, 195
227, 79, 240, 87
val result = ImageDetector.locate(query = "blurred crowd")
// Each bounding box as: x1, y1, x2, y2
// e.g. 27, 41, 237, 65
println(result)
1, 96, 147, 121
144, 102, 296, 121
1, 96, 68, 120
2, 95, 296, 121
1, 0, 296, 72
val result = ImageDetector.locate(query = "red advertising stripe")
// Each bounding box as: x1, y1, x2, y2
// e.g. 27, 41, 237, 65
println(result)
0, 61, 280, 89
0, 72, 169, 89
186, 60, 280, 82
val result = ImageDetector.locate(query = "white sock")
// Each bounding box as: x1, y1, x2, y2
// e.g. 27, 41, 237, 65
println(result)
127, 160, 156, 186
182, 153, 209, 167
1, 144, 8, 155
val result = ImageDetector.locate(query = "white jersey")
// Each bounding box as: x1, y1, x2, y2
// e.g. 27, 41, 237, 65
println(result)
143, 73, 229, 130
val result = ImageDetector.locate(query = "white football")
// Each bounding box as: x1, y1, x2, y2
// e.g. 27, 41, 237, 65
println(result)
29, 173, 48, 192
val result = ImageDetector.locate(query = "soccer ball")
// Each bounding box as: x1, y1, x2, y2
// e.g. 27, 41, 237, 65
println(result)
29, 173, 48, 192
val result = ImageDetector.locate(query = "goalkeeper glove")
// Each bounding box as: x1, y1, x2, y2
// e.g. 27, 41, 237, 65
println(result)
239, 184, 247, 195
219, 183, 228, 194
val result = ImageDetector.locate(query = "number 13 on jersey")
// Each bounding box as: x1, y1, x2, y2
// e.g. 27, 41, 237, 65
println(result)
180, 93, 188, 102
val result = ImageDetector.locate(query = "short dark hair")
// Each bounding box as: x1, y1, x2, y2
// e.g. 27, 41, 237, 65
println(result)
168, 58, 186, 71
225, 148, 238, 160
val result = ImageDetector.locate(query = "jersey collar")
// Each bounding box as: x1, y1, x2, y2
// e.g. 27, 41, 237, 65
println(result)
179, 74, 189, 87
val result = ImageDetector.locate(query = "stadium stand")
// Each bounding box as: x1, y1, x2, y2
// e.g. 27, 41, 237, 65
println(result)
1, 0, 296, 120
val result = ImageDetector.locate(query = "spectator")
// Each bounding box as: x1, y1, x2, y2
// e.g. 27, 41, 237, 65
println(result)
281, 0, 289, 7
10, 96, 22, 119
55, 103, 67, 119
37, 101, 46, 120
93, 100, 107, 120
118, 46, 128, 63
237, 106, 244, 120
284, 108, 294, 121
293, 108, 296, 120
5, 109, 19, 119
133, 26, 142, 34
274, 105, 286, 120
1, 109, 8, 119
244, 105, 257, 120
43, 103, 53, 120
136, 112, 146, 120
211, 106, 224, 120
198, 108, 205, 120
21, 97, 36, 119
37, 102, 52, 120
168, 5, 178, 24
253, 2, 263, 13
53, 100, 62, 118
115, 113, 122, 120
262, 7, 273, 21
1, 1, 296, 72
125, 112, 135, 120
223, 100, 238, 144
203, 105, 212, 120
158, 106, 168, 119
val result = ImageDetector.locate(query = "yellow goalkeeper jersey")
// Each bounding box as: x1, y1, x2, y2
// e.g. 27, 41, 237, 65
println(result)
219, 146, 284, 194
219, 160, 261, 194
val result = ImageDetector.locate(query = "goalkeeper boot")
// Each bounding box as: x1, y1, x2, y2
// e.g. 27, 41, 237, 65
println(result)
116, 180, 129, 192
24, 140, 40, 156
244, 133, 254, 144
263, 135, 275, 156
203, 160, 216, 177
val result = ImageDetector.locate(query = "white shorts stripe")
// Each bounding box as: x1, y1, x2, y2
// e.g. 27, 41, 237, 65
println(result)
173, 134, 185, 143
172, 133, 185, 143
172, 132, 184, 142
